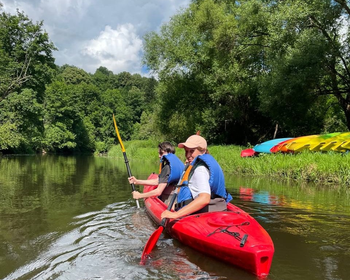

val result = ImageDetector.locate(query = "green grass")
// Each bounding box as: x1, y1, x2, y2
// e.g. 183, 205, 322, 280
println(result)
108, 139, 158, 158
107, 142, 350, 186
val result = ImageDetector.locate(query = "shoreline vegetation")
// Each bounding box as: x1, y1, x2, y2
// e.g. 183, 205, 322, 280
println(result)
107, 140, 350, 187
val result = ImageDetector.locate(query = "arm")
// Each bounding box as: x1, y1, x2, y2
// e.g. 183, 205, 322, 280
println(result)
161, 165, 210, 219
161, 193, 211, 219
133, 182, 167, 199
128, 176, 158, 186
131, 163, 171, 199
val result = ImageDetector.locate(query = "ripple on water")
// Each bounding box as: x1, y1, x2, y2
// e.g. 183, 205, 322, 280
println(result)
4, 201, 247, 280
3, 202, 158, 280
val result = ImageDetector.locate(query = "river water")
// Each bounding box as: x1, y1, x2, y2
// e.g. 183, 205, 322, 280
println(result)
0, 155, 349, 280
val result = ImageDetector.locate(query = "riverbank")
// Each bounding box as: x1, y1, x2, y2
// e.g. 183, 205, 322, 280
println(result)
107, 140, 350, 186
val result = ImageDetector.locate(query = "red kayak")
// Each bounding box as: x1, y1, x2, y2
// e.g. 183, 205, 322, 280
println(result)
143, 173, 274, 277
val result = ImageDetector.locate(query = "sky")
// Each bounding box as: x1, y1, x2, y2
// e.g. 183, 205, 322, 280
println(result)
1, 0, 191, 75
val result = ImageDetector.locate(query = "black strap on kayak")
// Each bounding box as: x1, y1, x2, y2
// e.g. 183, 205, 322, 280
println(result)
207, 223, 250, 247
240, 234, 248, 247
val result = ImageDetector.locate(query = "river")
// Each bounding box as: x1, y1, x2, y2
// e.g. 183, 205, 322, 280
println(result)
0, 155, 349, 280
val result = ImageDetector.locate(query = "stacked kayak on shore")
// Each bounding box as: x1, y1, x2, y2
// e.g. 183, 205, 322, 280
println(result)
143, 174, 274, 277
241, 132, 350, 157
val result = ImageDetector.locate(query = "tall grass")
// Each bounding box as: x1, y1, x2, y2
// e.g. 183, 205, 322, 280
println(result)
211, 146, 350, 185
107, 142, 350, 186
108, 139, 159, 159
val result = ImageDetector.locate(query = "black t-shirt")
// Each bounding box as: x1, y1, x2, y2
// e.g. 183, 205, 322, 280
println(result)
158, 164, 170, 184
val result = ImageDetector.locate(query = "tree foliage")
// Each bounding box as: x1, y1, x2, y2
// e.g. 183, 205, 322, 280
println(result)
2, 1, 350, 153
143, 0, 275, 143
0, 9, 56, 101
0, 8, 56, 153
258, 0, 350, 134
143, 0, 350, 144
41, 66, 155, 153
0, 7, 158, 154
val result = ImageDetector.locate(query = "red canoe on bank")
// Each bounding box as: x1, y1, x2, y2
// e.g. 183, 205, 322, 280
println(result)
143, 173, 274, 277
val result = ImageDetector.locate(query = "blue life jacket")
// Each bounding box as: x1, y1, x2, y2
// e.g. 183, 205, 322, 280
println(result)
177, 154, 232, 205
160, 153, 185, 185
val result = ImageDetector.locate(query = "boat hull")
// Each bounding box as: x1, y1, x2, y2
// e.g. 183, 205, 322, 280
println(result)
143, 174, 274, 277
240, 148, 259, 157
253, 138, 292, 154
286, 134, 319, 151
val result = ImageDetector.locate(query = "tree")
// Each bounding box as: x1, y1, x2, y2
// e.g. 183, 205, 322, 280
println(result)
92, 66, 115, 91
257, 0, 349, 133
131, 110, 161, 140
43, 74, 103, 153
43, 81, 79, 152
143, 0, 350, 145
0, 9, 57, 101
100, 88, 133, 142
0, 88, 43, 152
59, 65, 92, 85
143, 0, 272, 144
0, 8, 57, 153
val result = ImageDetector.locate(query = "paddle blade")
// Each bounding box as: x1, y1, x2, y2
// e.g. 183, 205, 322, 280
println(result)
140, 226, 164, 264
112, 114, 125, 152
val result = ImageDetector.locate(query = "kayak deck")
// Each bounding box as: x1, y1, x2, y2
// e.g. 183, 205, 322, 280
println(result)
143, 173, 274, 277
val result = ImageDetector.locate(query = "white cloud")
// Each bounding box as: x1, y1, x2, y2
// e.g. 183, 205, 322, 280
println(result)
81, 24, 143, 74
2, 0, 93, 22
39, 0, 93, 20
1, 0, 191, 75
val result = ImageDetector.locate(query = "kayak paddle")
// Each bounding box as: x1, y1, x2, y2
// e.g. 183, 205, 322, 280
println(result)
113, 114, 140, 209
140, 186, 180, 263
140, 166, 190, 263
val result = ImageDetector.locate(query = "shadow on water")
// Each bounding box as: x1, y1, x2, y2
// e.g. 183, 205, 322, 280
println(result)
1, 155, 350, 279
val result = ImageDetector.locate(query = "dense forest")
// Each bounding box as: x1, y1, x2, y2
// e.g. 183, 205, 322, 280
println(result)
1, 0, 350, 154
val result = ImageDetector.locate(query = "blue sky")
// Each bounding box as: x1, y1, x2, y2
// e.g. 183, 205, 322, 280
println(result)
1, 0, 191, 75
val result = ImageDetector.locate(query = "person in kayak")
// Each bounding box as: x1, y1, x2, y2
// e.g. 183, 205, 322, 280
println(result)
161, 135, 232, 219
128, 141, 185, 203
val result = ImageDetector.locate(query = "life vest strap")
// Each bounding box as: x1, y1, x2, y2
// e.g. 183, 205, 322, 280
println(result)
211, 193, 224, 199
175, 198, 193, 210
179, 165, 193, 185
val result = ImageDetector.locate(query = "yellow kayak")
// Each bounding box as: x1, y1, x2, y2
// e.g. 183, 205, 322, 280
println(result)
286, 135, 319, 151
287, 132, 350, 152
321, 132, 350, 151
308, 132, 343, 151
336, 138, 350, 151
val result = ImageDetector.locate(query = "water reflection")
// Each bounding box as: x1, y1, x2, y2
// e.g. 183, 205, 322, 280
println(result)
1, 156, 350, 280
227, 177, 350, 280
